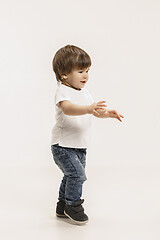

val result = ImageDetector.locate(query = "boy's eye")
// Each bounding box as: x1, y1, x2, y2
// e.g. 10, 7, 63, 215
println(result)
78, 69, 89, 73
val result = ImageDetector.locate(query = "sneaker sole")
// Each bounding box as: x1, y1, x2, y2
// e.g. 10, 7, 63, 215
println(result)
64, 211, 88, 225
56, 213, 68, 218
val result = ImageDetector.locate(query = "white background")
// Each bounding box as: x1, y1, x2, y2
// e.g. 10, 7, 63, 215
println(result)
1, 0, 160, 167
0, 0, 160, 239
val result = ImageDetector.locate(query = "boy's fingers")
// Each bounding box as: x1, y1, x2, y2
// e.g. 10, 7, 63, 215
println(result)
98, 101, 107, 105
97, 102, 107, 105
95, 111, 100, 115
93, 110, 100, 115
118, 114, 123, 121
97, 104, 107, 107
97, 104, 107, 108
116, 115, 121, 121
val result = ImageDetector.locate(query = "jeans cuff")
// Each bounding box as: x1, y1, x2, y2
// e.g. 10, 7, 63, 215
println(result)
65, 199, 80, 206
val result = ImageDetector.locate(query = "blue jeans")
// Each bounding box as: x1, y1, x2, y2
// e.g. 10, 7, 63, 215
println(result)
51, 144, 87, 206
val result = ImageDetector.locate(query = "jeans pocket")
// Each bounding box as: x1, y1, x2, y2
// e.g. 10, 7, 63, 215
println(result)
51, 145, 59, 155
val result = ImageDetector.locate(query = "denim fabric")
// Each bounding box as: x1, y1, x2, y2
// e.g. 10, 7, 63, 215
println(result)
51, 143, 87, 206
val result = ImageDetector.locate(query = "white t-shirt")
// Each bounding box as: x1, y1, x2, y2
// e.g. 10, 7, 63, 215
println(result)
51, 83, 95, 148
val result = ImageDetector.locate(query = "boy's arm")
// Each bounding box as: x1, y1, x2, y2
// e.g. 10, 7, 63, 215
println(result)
59, 100, 107, 116
59, 100, 124, 121
59, 100, 88, 116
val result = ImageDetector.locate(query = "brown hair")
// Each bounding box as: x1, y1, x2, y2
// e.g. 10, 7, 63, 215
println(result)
52, 45, 91, 83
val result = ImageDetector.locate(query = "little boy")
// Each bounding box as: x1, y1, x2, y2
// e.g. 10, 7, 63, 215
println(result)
51, 45, 124, 225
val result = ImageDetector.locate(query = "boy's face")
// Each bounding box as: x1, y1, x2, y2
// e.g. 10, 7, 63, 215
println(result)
61, 67, 90, 90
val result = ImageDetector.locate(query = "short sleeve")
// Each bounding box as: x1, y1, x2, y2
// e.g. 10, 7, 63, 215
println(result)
55, 87, 72, 108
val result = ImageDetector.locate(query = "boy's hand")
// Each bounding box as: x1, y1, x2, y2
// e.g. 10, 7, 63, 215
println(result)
88, 101, 107, 115
107, 109, 124, 122
93, 108, 124, 122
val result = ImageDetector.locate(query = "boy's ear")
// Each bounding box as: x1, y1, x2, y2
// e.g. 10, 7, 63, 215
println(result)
61, 74, 67, 80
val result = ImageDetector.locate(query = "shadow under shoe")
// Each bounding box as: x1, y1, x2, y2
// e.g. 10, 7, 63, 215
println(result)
64, 199, 89, 225
56, 200, 68, 218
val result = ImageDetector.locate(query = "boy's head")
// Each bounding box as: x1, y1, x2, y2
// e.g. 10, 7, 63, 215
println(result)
52, 45, 91, 88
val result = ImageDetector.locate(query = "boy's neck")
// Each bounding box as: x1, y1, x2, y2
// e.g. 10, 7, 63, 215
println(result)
61, 82, 81, 91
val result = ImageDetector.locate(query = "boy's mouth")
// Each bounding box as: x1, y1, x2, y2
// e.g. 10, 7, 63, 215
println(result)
81, 81, 86, 84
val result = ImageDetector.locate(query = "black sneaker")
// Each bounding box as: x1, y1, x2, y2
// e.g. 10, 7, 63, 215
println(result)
56, 200, 68, 218
64, 199, 89, 224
